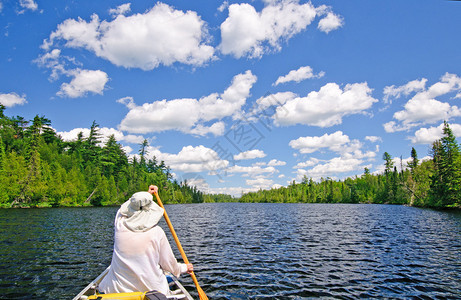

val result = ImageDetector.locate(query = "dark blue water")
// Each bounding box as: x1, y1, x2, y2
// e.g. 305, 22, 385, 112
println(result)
0, 204, 460, 299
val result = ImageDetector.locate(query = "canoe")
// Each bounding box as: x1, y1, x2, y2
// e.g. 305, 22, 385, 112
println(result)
73, 266, 194, 300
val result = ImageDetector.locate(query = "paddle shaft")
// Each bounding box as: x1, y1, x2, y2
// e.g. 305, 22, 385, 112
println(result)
153, 192, 207, 299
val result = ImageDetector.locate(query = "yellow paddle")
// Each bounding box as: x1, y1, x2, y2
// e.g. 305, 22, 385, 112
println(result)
153, 191, 209, 300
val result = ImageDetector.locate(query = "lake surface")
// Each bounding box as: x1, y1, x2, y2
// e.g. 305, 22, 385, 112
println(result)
0, 203, 460, 299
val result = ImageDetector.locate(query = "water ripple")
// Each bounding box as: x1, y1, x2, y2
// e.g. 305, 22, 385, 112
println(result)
0, 204, 460, 299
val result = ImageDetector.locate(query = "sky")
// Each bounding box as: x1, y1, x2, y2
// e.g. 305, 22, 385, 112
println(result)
1, 0, 461, 196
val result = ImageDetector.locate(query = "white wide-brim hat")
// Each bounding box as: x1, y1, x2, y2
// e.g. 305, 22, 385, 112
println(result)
119, 191, 164, 232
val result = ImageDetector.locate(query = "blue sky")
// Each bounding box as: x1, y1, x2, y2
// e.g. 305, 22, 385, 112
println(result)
1, 0, 461, 196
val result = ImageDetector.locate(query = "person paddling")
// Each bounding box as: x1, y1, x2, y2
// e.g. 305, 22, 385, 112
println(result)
98, 185, 193, 295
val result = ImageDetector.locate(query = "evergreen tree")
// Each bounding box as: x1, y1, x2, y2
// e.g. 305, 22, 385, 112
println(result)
408, 147, 419, 173
429, 122, 461, 207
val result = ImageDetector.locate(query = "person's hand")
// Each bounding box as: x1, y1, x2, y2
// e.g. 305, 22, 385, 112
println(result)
186, 263, 194, 274
148, 185, 158, 195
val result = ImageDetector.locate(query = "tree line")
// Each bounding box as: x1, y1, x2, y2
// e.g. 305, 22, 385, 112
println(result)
1, 104, 460, 209
0, 105, 232, 208
240, 122, 461, 209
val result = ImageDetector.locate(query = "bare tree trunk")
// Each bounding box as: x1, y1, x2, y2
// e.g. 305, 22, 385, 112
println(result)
85, 188, 97, 203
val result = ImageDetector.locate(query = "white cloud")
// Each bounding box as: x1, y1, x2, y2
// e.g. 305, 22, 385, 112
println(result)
42, 3, 214, 70
109, 3, 131, 16
293, 158, 320, 169
289, 131, 350, 154
411, 122, 461, 144
267, 159, 286, 166
274, 66, 324, 86
185, 177, 210, 192
384, 73, 461, 132
383, 78, 427, 104
19, 0, 38, 11
220, 0, 319, 58
317, 11, 343, 33
0, 92, 27, 107
246, 177, 274, 189
118, 71, 256, 135
188, 122, 226, 136
218, 1, 229, 12
199, 71, 257, 121
228, 165, 276, 177
252, 159, 286, 167
57, 69, 109, 98
57, 127, 144, 145
296, 156, 364, 181
275, 82, 378, 127
365, 136, 382, 143
291, 134, 379, 182
256, 92, 297, 109
35, 50, 108, 98
142, 145, 229, 174
34, 49, 66, 81
234, 149, 266, 160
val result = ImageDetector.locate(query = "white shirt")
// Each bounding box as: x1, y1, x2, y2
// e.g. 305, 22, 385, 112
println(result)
99, 210, 187, 295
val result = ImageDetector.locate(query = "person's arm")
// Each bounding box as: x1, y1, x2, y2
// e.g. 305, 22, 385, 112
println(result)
158, 230, 193, 277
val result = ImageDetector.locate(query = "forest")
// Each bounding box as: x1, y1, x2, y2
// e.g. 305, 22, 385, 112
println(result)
0, 104, 460, 209
240, 121, 461, 209
0, 105, 232, 208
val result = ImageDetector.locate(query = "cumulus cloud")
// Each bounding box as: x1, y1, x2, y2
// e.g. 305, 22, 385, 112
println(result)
383, 78, 427, 104
35, 47, 109, 98
19, 0, 38, 11
365, 136, 382, 143
109, 3, 131, 16
291, 133, 379, 182
228, 165, 276, 177
118, 70, 257, 135
318, 13, 343, 33
410, 122, 461, 144
218, 1, 229, 12
293, 158, 320, 169
142, 145, 229, 174
34, 48, 66, 81
57, 126, 144, 145
295, 156, 365, 181
0, 92, 27, 107
220, 0, 327, 58
42, 3, 214, 70
384, 73, 461, 133
256, 92, 297, 109
188, 122, 226, 136
57, 69, 109, 98
274, 66, 324, 86
234, 149, 266, 160
289, 131, 350, 154
246, 177, 274, 189
275, 82, 378, 127
267, 159, 286, 166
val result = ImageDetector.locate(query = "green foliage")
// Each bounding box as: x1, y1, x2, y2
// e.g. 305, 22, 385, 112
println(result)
428, 122, 461, 207
0, 109, 212, 207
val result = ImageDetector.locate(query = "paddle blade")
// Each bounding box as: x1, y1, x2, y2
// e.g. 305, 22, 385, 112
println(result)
197, 286, 208, 300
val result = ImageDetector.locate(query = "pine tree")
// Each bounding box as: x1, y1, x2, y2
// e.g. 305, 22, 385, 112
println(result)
430, 122, 461, 207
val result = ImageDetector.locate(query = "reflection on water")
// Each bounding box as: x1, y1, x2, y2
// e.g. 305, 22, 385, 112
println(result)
0, 204, 460, 299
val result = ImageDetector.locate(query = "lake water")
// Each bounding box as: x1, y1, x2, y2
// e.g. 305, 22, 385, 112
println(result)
0, 203, 460, 299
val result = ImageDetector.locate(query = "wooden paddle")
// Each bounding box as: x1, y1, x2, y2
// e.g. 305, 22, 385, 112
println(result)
153, 192, 209, 300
